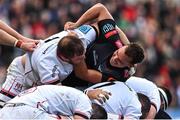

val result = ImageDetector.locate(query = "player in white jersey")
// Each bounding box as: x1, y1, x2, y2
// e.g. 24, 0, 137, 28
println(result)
126, 76, 172, 119
0, 20, 38, 52
85, 81, 151, 119
0, 85, 107, 119
0, 25, 103, 107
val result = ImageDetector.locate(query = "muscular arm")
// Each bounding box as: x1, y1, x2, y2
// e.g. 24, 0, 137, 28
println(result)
65, 3, 130, 45
0, 20, 38, 51
0, 29, 18, 46
0, 20, 24, 40
74, 60, 102, 83
75, 3, 113, 26
65, 3, 113, 31
146, 105, 157, 119
116, 27, 130, 45
75, 3, 130, 45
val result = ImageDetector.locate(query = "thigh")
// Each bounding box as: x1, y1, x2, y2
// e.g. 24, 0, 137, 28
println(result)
0, 56, 26, 102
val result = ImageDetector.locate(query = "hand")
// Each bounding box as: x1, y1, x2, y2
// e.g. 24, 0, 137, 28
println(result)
20, 36, 39, 44
19, 36, 39, 52
64, 21, 78, 30
20, 42, 38, 52
86, 89, 111, 104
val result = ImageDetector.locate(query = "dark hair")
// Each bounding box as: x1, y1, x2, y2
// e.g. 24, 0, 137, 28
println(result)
90, 103, 107, 119
57, 35, 85, 59
125, 43, 144, 64
137, 93, 151, 119
158, 86, 172, 110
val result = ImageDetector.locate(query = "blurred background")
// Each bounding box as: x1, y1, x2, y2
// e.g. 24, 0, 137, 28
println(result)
0, 0, 179, 118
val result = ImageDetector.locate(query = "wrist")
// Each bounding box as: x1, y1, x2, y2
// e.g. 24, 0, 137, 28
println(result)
75, 21, 81, 28
14, 40, 23, 48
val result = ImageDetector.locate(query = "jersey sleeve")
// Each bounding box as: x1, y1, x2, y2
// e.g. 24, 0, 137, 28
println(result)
37, 62, 60, 85
149, 88, 161, 112
73, 25, 97, 49
97, 19, 123, 48
74, 93, 92, 119
123, 95, 142, 119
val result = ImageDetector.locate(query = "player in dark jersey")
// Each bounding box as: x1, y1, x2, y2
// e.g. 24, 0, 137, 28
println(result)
63, 3, 144, 88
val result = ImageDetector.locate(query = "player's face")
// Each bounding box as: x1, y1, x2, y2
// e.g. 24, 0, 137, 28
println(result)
110, 46, 133, 68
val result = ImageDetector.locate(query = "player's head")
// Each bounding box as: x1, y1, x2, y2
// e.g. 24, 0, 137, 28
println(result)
90, 103, 107, 119
57, 35, 85, 65
110, 43, 144, 68
158, 86, 172, 110
137, 93, 151, 119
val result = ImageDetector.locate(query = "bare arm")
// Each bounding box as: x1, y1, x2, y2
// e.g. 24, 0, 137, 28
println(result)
146, 105, 157, 119
64, 3, 113, 30
0, 29, 18, 46
116, 27, 130, 45
75, 3, 113, 26
0, 29, 37, 52
73, 60, 102, 83
0, 20, 22, 40
64, 3, 130, 45
0, 20, 39, 51
0, 20, 38, 42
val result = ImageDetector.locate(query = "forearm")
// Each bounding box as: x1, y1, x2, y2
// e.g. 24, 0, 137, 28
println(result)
0, 29, 18, 46
84, 69, 102, 83
146, 105, 157, 119
0, 21, 22, 40
76, 3, 113, 27
75, 68, 102, 83
74, 61, 102, 83
116, 26, 130, 45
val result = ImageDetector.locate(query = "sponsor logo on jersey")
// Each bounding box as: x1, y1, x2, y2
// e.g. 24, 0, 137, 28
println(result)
14, 82, 23, 93
78, 25, 91, 34
52, 65, 59, 78
102, 23, 114, 33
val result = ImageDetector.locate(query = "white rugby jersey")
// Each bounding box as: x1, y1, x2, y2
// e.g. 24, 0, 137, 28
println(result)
126, 76, 161, 112
86, 81, 142, 119
8, 85, 92, 118
24, 25, 96, 86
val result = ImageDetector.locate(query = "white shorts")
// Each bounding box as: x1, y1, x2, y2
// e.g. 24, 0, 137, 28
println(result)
0, 56, 26, 102
0, 104, 60, 119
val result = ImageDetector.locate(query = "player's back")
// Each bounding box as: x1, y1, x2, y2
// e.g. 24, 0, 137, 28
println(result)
86, 81, 142, 119
126, 76, 161, 111
8, 85, 91, 116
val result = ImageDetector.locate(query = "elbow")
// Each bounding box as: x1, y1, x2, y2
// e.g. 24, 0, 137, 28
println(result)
95, 3, 106, 11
